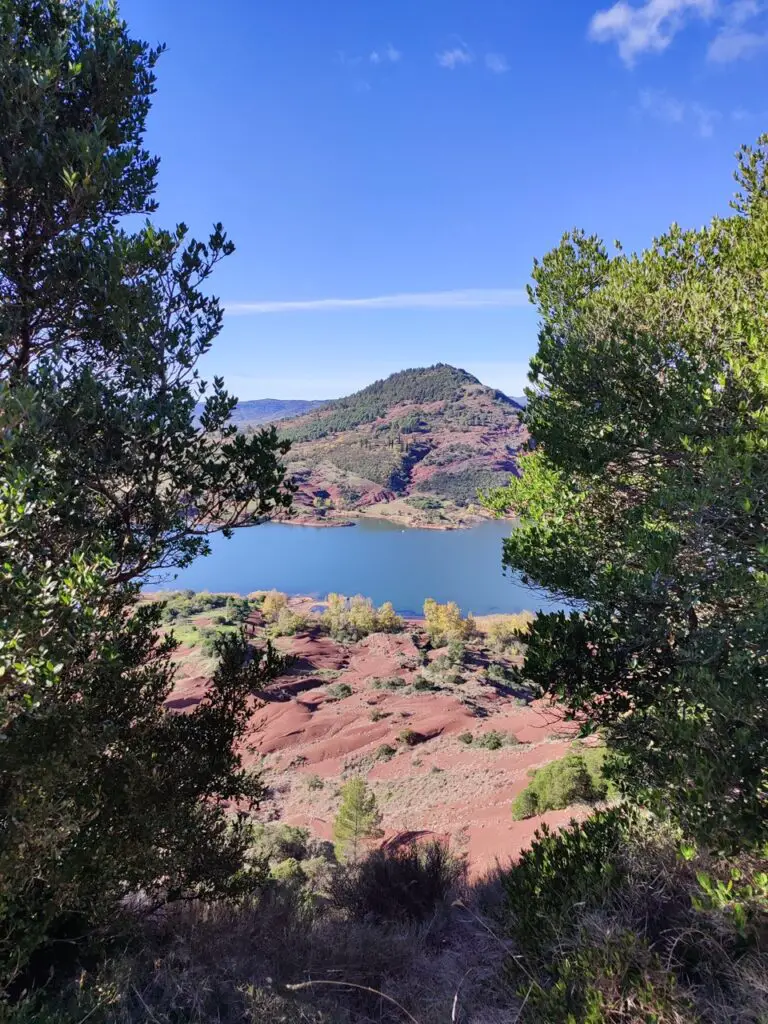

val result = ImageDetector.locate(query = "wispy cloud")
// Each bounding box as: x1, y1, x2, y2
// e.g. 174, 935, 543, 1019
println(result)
708, 27, 768, 60
370, 44, 401, 64
590, 0, 768, 64
638, 88, 719, 137
484, 52, 509, 73
590, 0, 715, 65
436, 46, 474, 69
225, 288, 529, 316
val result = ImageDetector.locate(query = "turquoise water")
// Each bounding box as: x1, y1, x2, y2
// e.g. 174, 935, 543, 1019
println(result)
157, 518, 560, 617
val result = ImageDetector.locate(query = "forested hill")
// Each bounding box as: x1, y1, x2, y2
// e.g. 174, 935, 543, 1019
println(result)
264, 364, 527, 527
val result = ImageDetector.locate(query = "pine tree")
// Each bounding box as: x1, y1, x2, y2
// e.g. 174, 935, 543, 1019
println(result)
333, 777, 382, 863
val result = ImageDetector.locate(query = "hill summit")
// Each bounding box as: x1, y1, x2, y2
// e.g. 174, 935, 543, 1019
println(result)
240, 364, 527, 528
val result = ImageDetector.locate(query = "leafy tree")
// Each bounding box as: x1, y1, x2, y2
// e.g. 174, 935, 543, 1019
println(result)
485, 136, 768, 851
0, 0, 292, 984
0, 0, 293, 582
262, 590, 289, 622
333, 777, 382, 863
423, 599, 476, 646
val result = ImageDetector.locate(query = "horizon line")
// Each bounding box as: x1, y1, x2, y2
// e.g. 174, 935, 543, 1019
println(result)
224, 287, 529, 315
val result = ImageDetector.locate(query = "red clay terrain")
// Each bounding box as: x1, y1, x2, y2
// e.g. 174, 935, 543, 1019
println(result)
166, 599, 590, 878
239, 364, 529, 530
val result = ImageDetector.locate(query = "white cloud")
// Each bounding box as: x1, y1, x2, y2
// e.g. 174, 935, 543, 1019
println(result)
224, 288, 529, 316
590, 0, 768, 63
485, 52, 509, 73
708, 27, 768, 59
370, 44, 401, 64
590, 0, 715, 64
638, 88, 719, 137
436, 46, 474, 69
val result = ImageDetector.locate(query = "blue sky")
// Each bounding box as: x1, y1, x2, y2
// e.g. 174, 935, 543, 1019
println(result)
121, 0, 768, 400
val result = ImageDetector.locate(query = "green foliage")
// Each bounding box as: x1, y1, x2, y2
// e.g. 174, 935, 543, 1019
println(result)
458, 730, 518, 750
520, 930, 693, 1024
283, 364, 480, 442
369, 708, 390, 722
504, 810, 631, 956
484, 137, 768, 852
417, 467, 511, 506
325, 682, 353, 701
475, 730, 518, 750
405, 495, 445, 511
511, 750, 613, 820
332, 777, 382, 863
376, 744, 397, 761
0, 0, 292, 988
370, 675, 407, 690
411, 674, 437, 691
269, 607, 310, 637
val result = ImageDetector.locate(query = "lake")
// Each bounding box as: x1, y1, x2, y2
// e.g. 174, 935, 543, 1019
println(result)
158, 518, 561, 617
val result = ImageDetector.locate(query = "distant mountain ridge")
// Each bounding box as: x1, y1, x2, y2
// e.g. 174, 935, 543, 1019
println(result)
227, 398, 327, 426
267, 363, 528, 528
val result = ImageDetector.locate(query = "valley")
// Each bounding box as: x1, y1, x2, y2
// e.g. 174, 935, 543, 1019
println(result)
159, 591, 598, 878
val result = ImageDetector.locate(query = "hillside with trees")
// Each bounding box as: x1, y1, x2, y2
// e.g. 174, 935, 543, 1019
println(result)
261, 364, 528, 527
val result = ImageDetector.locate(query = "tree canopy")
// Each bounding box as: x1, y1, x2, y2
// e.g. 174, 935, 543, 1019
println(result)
484, 136, 768, 852
0, 0, 292, 985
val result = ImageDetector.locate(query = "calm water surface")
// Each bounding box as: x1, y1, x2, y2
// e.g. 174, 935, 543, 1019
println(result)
160, 518, 559, 617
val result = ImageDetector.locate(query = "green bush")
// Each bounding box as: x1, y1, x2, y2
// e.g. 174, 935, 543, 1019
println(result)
325, 682, 353, 701
475, 730, 518, 750
376, 744, 397, 761
370, 675, 406, 690
504, 810, 631, 955
511, 750, 613, 820
411, 674, 436, 691
458, 731, 474, 745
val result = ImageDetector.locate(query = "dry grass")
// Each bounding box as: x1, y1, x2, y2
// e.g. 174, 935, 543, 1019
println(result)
19, 874, 518, 1024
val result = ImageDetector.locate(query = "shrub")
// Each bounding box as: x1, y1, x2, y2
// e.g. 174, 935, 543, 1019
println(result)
270, 607, 309, 636
423, 598, 476, 646
398, 728, 425, 747
486, 613, 534, 652
325, 682, 353, 701
511, 750, 613, 820
475, 730, 518, 750
251, 824, 313, 864
262, 590, 289, 622
411, 674, 436, 691
458, 731, 474, 745
370, 675, 406, 690
376, 744, 397, 761
369, 708, 390, 722
504, 810, 631, 955
375, 601, 404, 633
321, 594, 405, 641
329, 840, 466, 922
306, 775, 324, 791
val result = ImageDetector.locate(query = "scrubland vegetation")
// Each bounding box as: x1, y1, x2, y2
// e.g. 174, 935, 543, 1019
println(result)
1, 2, 766, 1022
